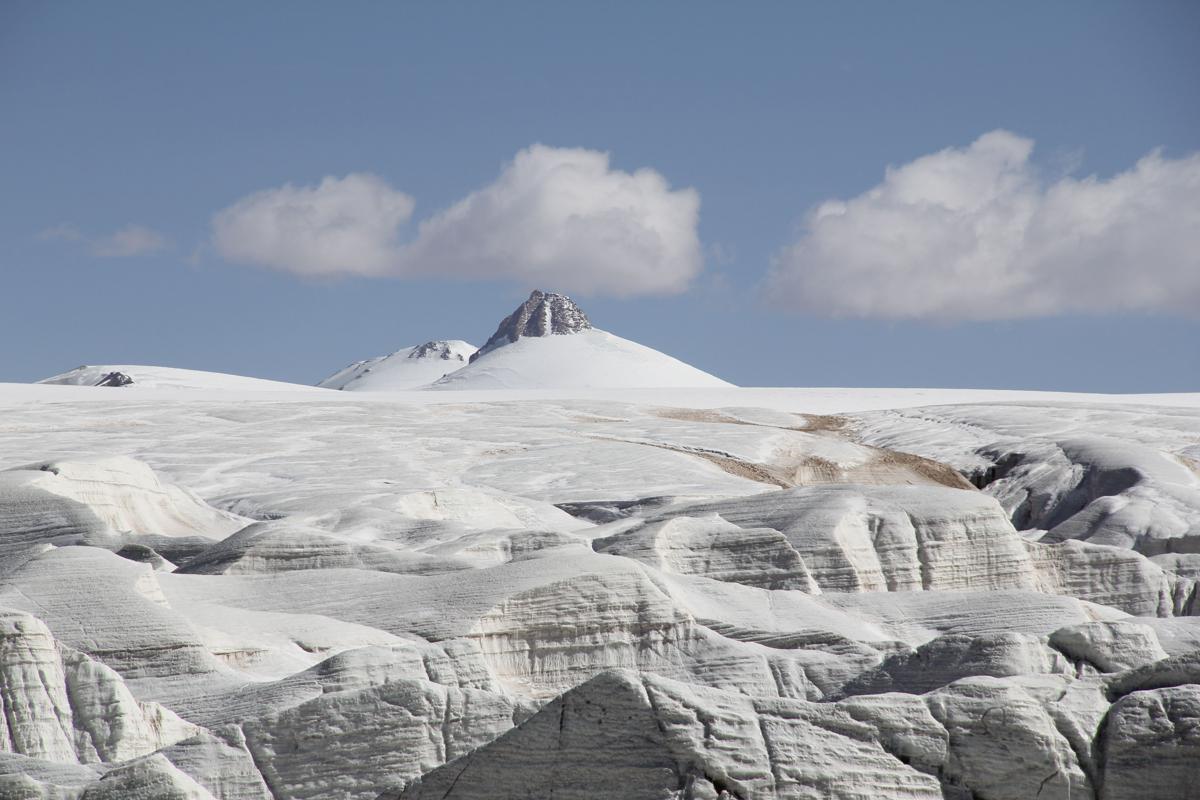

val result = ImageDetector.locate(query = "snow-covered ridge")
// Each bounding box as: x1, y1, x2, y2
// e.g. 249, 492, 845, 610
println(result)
38, 364, 320, 391
316, 289, 731, 390
318, 340, 476, 391
431, 328, 733, 389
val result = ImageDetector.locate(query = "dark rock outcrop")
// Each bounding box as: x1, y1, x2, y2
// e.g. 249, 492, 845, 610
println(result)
94, 371, 133, 387
470, 290, 591, 362
409, 341, 468, 362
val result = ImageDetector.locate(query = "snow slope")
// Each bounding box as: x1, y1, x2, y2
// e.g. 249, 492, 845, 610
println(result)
315, 291, 731, 391
431, 328, 733, 389
318, 341, 476, 391
11, 379, 1200, 412
39, 364, 321, 392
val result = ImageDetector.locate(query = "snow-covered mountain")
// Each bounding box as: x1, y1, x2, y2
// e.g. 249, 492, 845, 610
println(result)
316, 291, 731, 391
433, 290, 732, 389
318, 340, 476, 391
432, 328, 732, 389
38, 364, 319, 391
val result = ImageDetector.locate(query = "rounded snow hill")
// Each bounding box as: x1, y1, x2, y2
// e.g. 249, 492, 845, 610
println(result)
430, 329, 733, 389
39, 364, 320, 392
319, 340, 476, 391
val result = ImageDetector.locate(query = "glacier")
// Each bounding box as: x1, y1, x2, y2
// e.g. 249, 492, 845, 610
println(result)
0, 378, 1197, 799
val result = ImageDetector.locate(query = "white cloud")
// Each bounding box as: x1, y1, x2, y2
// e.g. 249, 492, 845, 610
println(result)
399, 145, 701, 295
90, 224, 169, 258
767, 131, 1200, 320
211, 145, 702, 296
212, 173, 415, 277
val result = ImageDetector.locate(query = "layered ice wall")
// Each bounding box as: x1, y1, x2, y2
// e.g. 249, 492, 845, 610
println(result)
0, 387, 1197, 798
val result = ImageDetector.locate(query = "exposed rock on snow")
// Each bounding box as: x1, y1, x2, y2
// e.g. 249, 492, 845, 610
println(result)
37, 365, 317, 392
319, 291, 732, 390
317, 340, 476, 391
93, 371, 134, 387
428, 290, 731, 388
469, 289, 592, 362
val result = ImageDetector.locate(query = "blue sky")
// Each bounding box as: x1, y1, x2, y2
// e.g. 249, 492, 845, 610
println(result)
2, 1, 1197, 390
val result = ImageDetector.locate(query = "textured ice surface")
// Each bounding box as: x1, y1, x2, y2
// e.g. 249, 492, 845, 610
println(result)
0, 382, 1197, 798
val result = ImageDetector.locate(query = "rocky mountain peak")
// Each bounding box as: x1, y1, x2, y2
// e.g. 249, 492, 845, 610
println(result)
470, 290, 592, 363
409, 341, 469, 362
94, 371, 134, 387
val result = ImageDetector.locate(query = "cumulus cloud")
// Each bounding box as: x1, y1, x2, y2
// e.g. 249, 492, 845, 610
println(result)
212, 173, 415, 277
90, 224, 169, 257
398, 145, 701, 295
767, 131, 1200, 320
211, 145, 702, 296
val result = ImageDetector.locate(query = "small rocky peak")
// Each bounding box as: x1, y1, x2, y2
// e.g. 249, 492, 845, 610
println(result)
94, 371, 134, 387
470, 290, 592, 362
409, 341, 468, 362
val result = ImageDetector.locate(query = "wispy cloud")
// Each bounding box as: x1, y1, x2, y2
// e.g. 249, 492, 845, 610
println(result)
38, 223, 170, 258
767, 131, 1200, 320
211, 145, 702, 297
36, 223, 84, 242
90, 224, 169, 258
